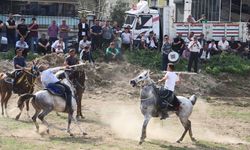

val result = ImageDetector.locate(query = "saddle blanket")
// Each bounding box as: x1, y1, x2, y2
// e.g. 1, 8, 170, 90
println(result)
46, 83, 65, 98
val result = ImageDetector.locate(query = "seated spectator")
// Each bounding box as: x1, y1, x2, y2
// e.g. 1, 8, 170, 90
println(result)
105, 42, 121, 63
197, 14, 208, 23
134, 31, 147, 49
187, 15, 196, 23
229, 36, 242, 54
79, 35, 91, 52
79, 42, 95, 65
16, 37, 29, 57
172, 33, 185, 55
200, 43, 210, 64
208, 39, 219, 55
37, 33, 50, 55
218, 37, 229, 52
146, 31, 158, 50
51, 37, 65, 54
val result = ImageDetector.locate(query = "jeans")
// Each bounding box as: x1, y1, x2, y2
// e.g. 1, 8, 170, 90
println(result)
30, 36, 38, 53
7, 33, 16, 49
162, 53, 169, 71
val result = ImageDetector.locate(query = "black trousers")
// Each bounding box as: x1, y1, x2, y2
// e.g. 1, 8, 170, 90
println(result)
188, 52, 199, 73
162, 53, 169, 71
55, 82, 73, 112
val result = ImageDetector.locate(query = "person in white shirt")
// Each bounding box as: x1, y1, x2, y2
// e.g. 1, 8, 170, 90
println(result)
158, 63, 180, 119
121, 27, 132, 53
187, 36, 202, 73
38, 64, 73, 112
208, 39, 219, 55
146, 31, 158, 50
78, 35, 91, 52
218, 37, 229, 52
16, 37, 29, 57
51, 37, 65, 54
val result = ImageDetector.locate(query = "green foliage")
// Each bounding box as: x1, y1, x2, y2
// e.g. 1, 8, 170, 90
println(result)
125, 49, 188, 71
204, 53, 250, 75
110, 0, 130, 26
0, 50, 40, 61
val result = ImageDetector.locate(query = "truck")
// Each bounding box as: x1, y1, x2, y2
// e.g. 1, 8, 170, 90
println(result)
123, 0, 249, 43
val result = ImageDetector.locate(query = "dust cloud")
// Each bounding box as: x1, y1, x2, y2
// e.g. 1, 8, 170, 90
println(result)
100, 100, 248, 144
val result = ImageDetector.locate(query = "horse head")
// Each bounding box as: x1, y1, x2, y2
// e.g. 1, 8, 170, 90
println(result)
31, 60, 40, 77
130, 70, 151, 87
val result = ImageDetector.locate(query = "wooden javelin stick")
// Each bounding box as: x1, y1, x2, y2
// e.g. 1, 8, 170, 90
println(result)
162, 71, 198, 75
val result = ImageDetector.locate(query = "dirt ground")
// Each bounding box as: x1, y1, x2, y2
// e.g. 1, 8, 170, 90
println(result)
0, 55, 250, 150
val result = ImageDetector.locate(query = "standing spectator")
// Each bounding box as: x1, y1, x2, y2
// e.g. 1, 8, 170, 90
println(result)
198, 33, 207, 57
172, 33, 185, 55
0, 19, 4, 49
113, 32, 122, 50
48, 20, 59, 46
146, 31, 158, 50
51, 37, 65, 54
28, 18, 39, 53
218, 37, 229, 52
59, 20, 70, 53
229, 36, 242, 54
187, 36, 202, 73
102, 21, 113, 48
78, 17, 89, 43
112, 21, 120, 36
161, 35, 172, 71
187, 15, 196, 23
197, 14, 208, 23
16, 18, 28, 40
105, 42, 121, 63
90, 19, 103, 51
121, 27, 132, 53
16, 37, 29, 57
208, 39, 219, 55
6, 13, 16, 49
37, 33, 50, 55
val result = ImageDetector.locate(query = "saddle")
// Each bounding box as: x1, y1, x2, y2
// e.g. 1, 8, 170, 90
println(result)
46, 83, 66, 98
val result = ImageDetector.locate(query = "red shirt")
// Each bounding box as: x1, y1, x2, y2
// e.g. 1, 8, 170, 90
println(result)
29, 23, 39, 37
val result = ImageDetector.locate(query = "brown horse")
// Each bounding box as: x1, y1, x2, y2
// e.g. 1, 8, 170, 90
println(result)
56, 67, 85, 119
0, 61, 39, 118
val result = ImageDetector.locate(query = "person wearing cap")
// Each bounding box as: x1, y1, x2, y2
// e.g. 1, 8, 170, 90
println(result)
16, 36, 29, 57
28, 17, 39, 53
158, 63, 180, 119
17, 18, 28, 40
38, 64, 73, 113
59, 20, 70, 53
64, 49, 79, 67
105, 42, 121, 63
187, 36, 202, 73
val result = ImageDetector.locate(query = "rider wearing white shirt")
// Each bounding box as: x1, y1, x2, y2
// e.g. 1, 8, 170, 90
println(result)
38, 64, 73, 113
158, 63, 180, 119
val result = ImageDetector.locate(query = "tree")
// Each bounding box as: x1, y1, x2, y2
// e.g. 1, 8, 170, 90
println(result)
110, 0, 130, 27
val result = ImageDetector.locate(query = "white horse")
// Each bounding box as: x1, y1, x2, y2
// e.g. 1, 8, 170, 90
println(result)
130, 70, 197, 144
16, 76, 85, 136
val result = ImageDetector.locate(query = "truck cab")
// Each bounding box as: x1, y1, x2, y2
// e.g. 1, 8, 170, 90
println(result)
123, 0, 160, 42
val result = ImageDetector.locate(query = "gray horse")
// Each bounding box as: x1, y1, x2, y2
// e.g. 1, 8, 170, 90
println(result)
16, 75, 85, 136
130, 70, 197, 144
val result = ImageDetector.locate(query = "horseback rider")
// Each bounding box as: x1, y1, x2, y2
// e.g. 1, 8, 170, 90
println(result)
38, 64, 73, 113
158, 63, 180, 120
6, 49, 28, 93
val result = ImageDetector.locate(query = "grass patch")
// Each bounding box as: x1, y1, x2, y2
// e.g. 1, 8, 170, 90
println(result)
0, 50, 39, 61
0, 117, 33, 130
194, 140, 231, 150
210, 107, 250, 123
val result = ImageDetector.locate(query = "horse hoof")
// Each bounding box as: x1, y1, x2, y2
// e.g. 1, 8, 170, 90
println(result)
82, 132, 87, 136
70, 133, 74, 136
191, 138, 197, 142
46, 129, 50, 134
176, 140, 181, 143
139, 141, 143, 145
15, 116, 20, 120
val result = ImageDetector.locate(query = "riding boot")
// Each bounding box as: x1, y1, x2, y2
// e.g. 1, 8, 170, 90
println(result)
160, 107, 169, 120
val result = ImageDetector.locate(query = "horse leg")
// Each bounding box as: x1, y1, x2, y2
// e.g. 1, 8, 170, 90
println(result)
67, 112, 74, 136
1, 92, 6, 116
73, 114, 87, 136
4, 92, 12, 117
139, 115, 151, 145
76, 92, 84, 120
31, 103, 41, 132
25, 99, 30, 118
38, 108, 52, 134
188, 120, 196, 142
177, 117, 190, 143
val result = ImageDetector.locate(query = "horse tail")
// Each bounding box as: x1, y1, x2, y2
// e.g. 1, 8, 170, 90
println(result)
17, 94, 36, 109
189, 95, 197, 105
